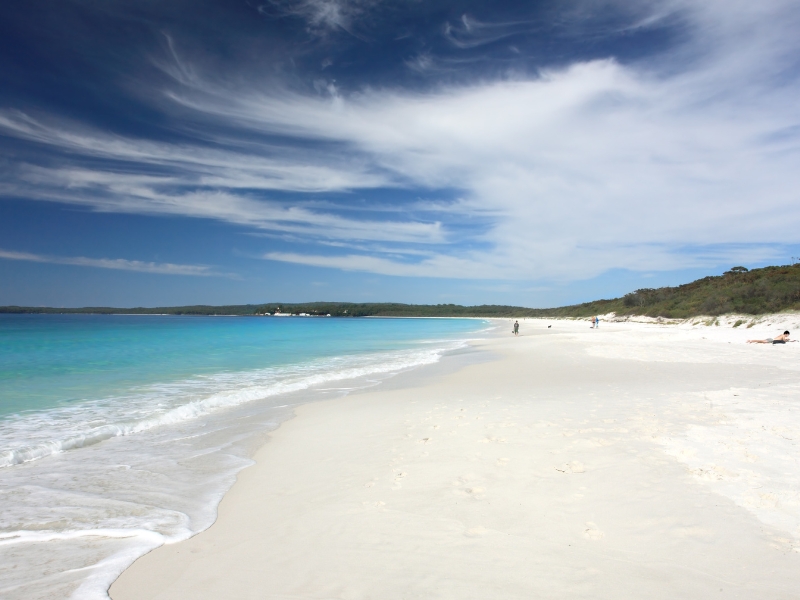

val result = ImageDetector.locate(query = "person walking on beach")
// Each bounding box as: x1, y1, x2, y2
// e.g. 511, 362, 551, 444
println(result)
747, 331, 793, 344
513, 320, 519, 336
595, 316, 600, 329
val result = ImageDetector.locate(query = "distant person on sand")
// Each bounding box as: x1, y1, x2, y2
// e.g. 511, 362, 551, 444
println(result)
747, 331, 793, 344
595, 316, 600, 329
513, 320, 519, 336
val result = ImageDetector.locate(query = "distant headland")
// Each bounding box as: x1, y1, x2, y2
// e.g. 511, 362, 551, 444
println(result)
2, 263, 799, 319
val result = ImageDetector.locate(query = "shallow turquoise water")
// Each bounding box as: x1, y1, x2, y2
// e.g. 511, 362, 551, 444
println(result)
0, 314, 483, 418
0, 314, 487, 600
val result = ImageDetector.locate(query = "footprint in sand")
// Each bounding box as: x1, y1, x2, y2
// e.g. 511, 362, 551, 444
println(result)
420, 437, 431, 444
555, 461, 585, 474
452, 475, 484, 497
590, 438, 615, 447
584, 522, 604, 540
392, 473, 407, 490
496, 457, 509, 466
454, 486, 486, 499
465, 526, 488, 537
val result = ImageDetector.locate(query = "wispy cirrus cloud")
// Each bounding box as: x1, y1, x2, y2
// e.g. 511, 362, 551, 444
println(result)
256, 0, 380, 39
2, 0, 799, 286
0, 110, 391, 193
157, 7, 800, 279
0, 249, 221, 276
265, 243, 788, 281
443, 15, 540, 50
263, 251, 503, 278
0, 165, 443, 244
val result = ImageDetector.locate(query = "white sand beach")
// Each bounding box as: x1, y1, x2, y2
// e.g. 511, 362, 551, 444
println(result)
110, 317, 800, 600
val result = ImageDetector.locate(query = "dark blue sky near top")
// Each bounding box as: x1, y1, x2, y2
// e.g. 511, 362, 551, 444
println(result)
1, 0, 799, 307
0, 1, 676, 148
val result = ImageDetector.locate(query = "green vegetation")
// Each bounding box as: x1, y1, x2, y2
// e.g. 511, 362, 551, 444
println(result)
3, 263, 799, 319
549, 263, 800, 319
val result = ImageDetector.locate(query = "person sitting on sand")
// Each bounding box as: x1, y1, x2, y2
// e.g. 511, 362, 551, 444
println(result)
747, 331, 794, 344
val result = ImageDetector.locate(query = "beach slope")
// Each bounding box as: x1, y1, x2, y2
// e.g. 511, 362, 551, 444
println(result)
111, 319, 800, 599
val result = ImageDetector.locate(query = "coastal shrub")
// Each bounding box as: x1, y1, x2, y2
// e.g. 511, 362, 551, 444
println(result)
733, 319, 744, 327
724, 266, 749, 275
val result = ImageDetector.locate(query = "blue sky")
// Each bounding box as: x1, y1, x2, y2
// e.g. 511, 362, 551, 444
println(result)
1, 0, 799, 308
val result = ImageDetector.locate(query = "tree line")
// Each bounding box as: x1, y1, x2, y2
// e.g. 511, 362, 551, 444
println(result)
3, 263, 799, 319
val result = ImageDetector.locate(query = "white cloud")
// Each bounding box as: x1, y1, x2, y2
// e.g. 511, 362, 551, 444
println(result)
171, 1, 800, 278
264, 251, 503, 278
0, 111, 391, 193
2, 0, 800, 281
265, 244, 787, 280
0, 249, 220, 276
0, 167, 442, 244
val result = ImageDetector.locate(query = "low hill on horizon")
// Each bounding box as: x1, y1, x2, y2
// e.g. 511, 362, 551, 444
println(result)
2, 263, 799, 319
548, 263, 800, 319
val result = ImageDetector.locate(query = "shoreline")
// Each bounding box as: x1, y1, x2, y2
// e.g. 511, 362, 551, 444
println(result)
110, 318, 800, 599
0, 317, 489, 600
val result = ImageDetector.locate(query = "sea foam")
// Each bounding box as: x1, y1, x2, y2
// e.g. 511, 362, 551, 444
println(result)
0, 345, 449, 469
0, 325, 476, 600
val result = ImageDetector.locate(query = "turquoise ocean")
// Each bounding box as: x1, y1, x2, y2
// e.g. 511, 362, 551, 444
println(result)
0, 315, 487, 599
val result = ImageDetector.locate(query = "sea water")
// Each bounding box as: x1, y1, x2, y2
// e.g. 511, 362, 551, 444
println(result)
0, 315, 486, 599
